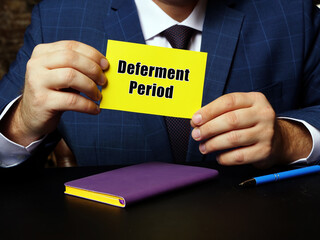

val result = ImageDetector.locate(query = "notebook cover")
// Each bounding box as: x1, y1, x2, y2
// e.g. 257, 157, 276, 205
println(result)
64, 162, 219, 207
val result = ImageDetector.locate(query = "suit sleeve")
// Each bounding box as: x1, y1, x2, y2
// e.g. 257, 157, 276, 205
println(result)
278, 2, 320, 135
0, 4, 61, 167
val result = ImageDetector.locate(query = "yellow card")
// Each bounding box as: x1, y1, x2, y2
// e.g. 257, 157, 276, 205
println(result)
100, 40, 207, 118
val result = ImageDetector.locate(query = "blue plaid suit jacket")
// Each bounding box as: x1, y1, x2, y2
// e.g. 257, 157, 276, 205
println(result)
1, 0, 320, 166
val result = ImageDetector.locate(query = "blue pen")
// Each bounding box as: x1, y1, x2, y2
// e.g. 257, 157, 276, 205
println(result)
239, 165, 320, 187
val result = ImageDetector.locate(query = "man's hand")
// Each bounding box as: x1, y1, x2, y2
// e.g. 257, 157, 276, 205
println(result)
191, 92, 312, 168
0, 41, 108, 146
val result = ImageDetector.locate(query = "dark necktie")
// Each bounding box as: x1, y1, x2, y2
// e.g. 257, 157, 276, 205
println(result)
161, 25, 195, 163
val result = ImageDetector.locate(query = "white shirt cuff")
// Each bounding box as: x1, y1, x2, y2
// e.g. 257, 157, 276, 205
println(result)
0, 96, 45, 168
279, 117, 320, 165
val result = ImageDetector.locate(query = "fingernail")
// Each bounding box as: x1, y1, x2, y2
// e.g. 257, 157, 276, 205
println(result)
100, 73, 106, 85
100, 58, 109, 70
199, 143, 206, 154
96, 105, 101, 113
192, 114, 202, 125
192, 128, 201, 140
97, 90, 102, 101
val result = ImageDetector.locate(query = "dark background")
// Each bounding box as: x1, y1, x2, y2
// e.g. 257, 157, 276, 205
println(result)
0, 0, 41, 79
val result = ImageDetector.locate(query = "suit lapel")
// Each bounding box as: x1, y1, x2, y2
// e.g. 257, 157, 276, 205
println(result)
106, 0, 145, 44
187, 0, 244, 162
107, 0, 173, 162
201, 0, 244, 105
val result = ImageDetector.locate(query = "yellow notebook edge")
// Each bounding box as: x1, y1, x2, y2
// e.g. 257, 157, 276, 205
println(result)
64, 185, 126, 208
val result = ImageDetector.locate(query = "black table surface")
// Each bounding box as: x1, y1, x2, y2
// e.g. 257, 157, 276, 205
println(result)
1, 162, 319, 240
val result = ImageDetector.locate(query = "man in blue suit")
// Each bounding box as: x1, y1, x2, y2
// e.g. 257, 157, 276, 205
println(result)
0, 0, 319, 168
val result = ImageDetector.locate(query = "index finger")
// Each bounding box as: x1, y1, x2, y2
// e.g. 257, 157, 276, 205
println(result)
191, 92, 255, 127
31, 40, 109, 70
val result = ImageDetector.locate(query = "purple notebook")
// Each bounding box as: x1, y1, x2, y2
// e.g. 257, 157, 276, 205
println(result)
64, 162, 219, 208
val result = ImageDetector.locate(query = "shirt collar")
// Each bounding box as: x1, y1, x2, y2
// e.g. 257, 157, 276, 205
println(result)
134, 0, 207, 41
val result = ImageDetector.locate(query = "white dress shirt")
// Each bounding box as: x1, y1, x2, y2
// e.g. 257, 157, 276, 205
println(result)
0, 96, 44, 167
0, 0, 319, 167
